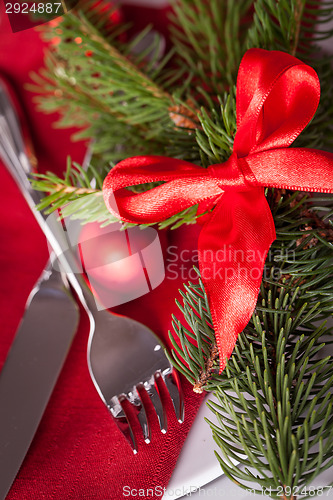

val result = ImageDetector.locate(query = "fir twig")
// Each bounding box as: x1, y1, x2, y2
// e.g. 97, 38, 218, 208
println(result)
28, 0, 333, 494
291, 0, 306, 56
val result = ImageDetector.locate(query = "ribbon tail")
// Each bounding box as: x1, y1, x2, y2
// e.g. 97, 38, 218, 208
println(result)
199, 188, 276, 373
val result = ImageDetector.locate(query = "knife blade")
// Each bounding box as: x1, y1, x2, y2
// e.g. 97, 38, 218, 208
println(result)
0, 263, 79, 500
0, 79, 80, 499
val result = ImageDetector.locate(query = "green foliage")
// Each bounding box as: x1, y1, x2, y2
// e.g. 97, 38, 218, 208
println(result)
31, 157, 118, 225
29, 0, 333, 495
246, 0, 333, 56
169, 190, 333, 494
30, 0, 333, 221
196, 92, 236, 167
169, 0, 254, 95
28, 0, 201, 170
170, 191, 333, 383
245, 0, 333, 150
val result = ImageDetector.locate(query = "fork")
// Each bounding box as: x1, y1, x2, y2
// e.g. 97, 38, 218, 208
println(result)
0, 81, 184, 453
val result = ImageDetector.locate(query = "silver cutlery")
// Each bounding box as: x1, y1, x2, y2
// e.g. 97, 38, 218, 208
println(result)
0, 261, 79, 500
0, 79, 184, 456
0, 80, 80, 500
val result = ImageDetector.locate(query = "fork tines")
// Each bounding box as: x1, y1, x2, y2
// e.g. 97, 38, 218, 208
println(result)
108, 368, 184, 454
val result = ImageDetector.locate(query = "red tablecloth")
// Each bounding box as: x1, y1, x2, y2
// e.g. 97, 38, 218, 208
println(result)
0, 5, 204, 499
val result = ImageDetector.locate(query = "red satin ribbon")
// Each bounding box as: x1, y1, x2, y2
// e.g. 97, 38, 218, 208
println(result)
103, 48, 333, 373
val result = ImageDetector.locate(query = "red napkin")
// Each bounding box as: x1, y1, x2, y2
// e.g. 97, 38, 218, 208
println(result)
0, 4, 204, 499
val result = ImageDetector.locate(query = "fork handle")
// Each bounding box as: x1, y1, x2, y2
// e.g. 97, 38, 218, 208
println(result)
0, 80, 99, 314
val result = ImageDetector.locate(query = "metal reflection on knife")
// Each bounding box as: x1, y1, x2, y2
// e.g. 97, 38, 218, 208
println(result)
0, 78, 80, 500
0, 262, 79, 500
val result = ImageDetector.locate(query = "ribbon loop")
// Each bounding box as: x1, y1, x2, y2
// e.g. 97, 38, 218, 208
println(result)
234, 49, 320, 157
103, 48, 333, 373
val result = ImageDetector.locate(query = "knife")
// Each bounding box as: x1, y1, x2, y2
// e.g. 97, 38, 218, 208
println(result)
0, 79, 81, 499
0, 263, 79, 500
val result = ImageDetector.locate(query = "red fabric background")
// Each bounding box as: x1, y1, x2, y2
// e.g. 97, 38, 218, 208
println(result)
0, 4, 204, 499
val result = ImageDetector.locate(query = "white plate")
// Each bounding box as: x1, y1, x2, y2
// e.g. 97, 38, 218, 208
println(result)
162, 393, 233, 499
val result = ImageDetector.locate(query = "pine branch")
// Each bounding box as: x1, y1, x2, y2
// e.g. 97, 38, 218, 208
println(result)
291, 0, 306, 56
168, 189, 333, 494
169, 0, 254, 98
31, 158, 119, 225
28, 0, 333, 494
30, 0, 333, 223
27, 3, 206, 180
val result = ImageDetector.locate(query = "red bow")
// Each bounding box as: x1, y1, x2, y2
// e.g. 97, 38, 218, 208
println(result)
103, 48, 333, 373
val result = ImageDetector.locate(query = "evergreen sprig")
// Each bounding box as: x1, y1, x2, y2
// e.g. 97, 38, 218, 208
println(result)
28, 0, 201, 168
29, 0, 333, 226
168, 189, 333, 495
29, 0, 333, 496
31, 157, 118, 225
169, 191, 333, 385
169, 0, 254, 95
